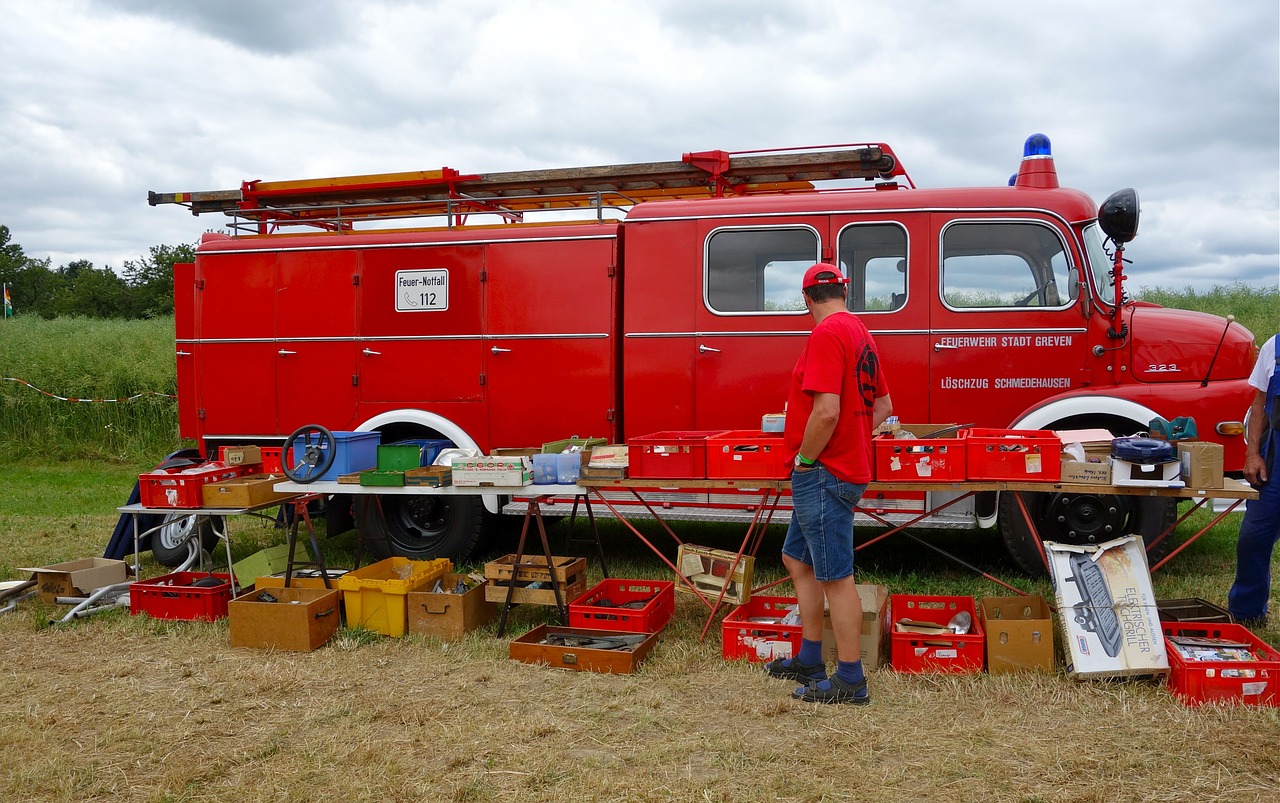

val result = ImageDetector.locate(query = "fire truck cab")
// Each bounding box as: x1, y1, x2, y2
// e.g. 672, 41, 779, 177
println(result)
153, 135, 1257, 572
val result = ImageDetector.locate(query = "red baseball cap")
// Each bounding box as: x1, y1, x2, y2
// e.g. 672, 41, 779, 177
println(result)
802, 262, 849, 290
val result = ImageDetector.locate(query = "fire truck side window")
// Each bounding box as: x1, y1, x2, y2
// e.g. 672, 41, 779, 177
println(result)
705, 227, 820, 313
941, 222, 1071, 309
836, 223, 908, 312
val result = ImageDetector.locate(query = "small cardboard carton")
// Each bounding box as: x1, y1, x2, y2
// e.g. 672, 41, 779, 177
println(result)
407, 573, 494, 640
21, 557, 129, 603
821, 583, 890, 670
1177, 441, 1224, 489
451, 456, 532, 487
1046, 536, 1169, 679
581, 444, 629, 480
980, 596, 1056, 673
1059, 456, 1112, 485
220, 445, 262, 467
228, 586, 341, 652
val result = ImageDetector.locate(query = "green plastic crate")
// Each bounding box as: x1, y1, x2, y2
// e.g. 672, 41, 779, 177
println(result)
377, 444, 423, 471
360, 469, 405, 486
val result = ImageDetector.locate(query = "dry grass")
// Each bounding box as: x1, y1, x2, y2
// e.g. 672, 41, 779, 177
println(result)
2, 465, 1279, 802
3, 587, 1280, 802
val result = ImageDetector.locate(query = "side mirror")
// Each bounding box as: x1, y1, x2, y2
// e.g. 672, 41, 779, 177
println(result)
1098, 188, 1139, 244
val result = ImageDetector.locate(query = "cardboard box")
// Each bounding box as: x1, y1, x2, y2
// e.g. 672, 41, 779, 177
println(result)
202, 474, 295, 508
1111, 457, 1180, 487
407, 573, 494, 640
404, 466, 452, 487
220, 445, 262, 467
1046, 536, 1169, 679
1059, 457, 1112, 485
581, 444, 629, 479
229, 586, 341, 652
674, 544, 754, 606
21, 557, 130, 602
1178, 441, 1224, 489
821, 584, 890, 669
451, 456, 533, 487
980, 596, 1055, 673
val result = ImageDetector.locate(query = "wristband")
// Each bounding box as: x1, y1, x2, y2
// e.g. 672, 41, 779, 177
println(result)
795, 454, 816, 467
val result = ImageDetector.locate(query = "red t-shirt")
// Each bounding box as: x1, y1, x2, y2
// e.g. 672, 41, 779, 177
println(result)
783, 312, 890, 483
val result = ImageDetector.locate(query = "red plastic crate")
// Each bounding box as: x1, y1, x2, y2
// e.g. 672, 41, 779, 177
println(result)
627, 430, 727, 479
889, 594, 985, 673
130, 571, 233, 621
964, 428, 1061, 482
722, 595, 802, 662
1162, 622, 1280, 707
138, 464, 247, 508
707, 430, 788, 479
873, 434, 966, 482
568, 579, 675, 634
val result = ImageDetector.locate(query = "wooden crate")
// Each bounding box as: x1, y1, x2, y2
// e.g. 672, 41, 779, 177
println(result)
509, 624, 659, 674
486, 573, 587, 607
228, 587, 341, 652
485, 555, 586, 585
407, 574, 494, 640
202, 475, 294, 508
405, 466, 452, 487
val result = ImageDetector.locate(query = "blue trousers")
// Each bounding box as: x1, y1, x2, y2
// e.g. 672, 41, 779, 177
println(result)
1228, 434, 1280, 620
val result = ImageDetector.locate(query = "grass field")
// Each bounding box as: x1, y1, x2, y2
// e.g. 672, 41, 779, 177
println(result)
1, 461, 1278, 802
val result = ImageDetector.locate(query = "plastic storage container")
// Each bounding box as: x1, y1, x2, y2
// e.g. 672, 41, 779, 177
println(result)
707, 430, 788, 480
628, 431, 728, 479
130, 571, 233, 621
531, 454, 559, 484
889, 594, 985, 673
289, 430, 380, 482
721, 596, 802, 662
1163, 622, 1280, 706
336, 557, 452, 636
569, 579, 675, 634
964, 428, 1061, 482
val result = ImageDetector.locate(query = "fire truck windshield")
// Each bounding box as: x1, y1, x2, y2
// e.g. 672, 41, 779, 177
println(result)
1082, 223, 1116, 306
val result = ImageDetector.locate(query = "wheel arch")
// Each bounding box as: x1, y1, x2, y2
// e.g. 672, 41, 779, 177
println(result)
356, 408, 501, 514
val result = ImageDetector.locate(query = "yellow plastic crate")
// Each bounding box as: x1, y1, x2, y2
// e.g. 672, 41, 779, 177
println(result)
336, 557, 452, 636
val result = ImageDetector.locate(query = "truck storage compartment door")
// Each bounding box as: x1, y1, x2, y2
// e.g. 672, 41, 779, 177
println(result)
275, 249, 359, 433
357, 244, 485, 407
483, 234, 617, 449
195, 250, 278, 436
173, 261, 200, 440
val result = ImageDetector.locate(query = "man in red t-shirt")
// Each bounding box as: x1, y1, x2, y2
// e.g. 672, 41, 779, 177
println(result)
767, 263, 893, 704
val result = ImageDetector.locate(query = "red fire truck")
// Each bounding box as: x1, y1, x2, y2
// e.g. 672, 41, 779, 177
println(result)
150, 135, 1257, 572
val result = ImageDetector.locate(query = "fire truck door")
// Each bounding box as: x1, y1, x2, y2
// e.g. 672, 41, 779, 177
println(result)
194, 251, 279, 436
275, 249, 359, 432
929, 217, 1086, 426
357, 245, 486, 412
482, 237, 616, 448
691, 223, 824, 431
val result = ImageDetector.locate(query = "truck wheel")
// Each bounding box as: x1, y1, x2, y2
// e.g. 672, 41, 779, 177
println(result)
998, 491, 1178, 575
151, 514, 222, 567
357, 495, 484, 562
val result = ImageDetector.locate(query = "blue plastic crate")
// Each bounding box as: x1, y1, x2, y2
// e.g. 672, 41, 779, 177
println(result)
290, 430, 380, 482
387, 438, 454, 467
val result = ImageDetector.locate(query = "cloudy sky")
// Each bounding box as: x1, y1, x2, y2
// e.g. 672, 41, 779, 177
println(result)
2, 0, 1277, 292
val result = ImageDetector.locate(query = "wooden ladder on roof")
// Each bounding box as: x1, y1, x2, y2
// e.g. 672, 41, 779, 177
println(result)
148, 143, 907, 233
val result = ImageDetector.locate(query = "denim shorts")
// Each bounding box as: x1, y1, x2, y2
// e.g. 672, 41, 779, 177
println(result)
781, 463, 867, 582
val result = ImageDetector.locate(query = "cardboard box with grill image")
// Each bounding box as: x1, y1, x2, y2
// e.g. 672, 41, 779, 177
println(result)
1046, 536, 1169, 680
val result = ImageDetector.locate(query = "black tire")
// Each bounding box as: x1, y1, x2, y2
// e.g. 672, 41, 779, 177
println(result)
151, 513, 222, 567
999, 491, 1179, 575
357, 494, 484, 562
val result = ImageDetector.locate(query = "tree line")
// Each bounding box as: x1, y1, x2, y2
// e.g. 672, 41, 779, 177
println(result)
0, 224, 192, 319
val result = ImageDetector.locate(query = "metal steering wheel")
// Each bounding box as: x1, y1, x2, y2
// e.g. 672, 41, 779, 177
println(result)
283, 424, 336, 483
